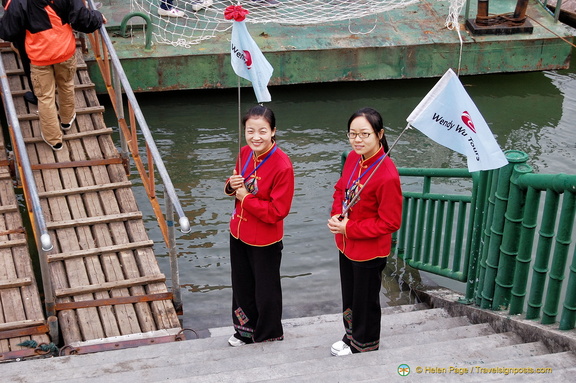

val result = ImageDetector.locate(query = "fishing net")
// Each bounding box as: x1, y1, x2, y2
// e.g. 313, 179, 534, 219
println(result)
128, 0, 466, 48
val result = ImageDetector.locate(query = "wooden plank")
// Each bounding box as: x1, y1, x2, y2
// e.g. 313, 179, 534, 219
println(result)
24, 127, 113, 143
55, 292, 173, 310
0, 204, 19, 214
0, 320, 45, 332
45, 211, 143, 230
2, 45, 180, 347
31, 157, 122, 170
17, 105, 105, 121
47, 240, 154, 262
0, 324, 49, 340
0, 238, 27, 249
38, 181, 132, 198
55, 275, 167, 297
0, 277, 32, 289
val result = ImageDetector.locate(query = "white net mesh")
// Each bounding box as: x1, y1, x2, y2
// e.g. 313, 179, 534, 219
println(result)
129, 0, 465, 48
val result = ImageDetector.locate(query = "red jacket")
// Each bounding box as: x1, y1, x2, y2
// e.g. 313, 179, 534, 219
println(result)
331, 147, 402, 261
225, 143, 294, 246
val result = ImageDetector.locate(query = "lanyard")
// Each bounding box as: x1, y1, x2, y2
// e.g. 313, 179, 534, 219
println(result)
241, 145, 277, 179
346, 153, 385, 190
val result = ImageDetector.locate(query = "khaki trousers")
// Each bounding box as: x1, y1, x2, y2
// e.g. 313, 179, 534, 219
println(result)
31, 55, 77, 146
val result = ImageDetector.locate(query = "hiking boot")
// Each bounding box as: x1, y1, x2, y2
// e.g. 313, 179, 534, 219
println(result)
158, 7, 186, 17
192, 0, 212, 12
24, 91, 38, 105
61, 113, 76, 131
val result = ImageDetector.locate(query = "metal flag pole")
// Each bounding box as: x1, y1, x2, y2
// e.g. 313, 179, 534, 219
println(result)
237, 77, 242, 173
339, 123, 412, 221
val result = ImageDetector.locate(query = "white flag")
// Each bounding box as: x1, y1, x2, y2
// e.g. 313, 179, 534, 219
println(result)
407, 69, 508, 172
230, 21, 273, 103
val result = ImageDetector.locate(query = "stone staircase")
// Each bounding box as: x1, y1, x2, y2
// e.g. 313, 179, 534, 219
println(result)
1, 300, 575, 382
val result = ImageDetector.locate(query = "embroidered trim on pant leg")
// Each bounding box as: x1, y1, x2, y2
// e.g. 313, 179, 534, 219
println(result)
234, 307, 249, 325
350, 337, 380, 353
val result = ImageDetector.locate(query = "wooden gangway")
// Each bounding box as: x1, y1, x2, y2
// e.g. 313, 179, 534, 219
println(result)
0, 42, 183, 355
0, 119, 51, 360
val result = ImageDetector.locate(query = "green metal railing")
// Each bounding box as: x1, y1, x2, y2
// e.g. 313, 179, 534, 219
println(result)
396, 150, 576, 331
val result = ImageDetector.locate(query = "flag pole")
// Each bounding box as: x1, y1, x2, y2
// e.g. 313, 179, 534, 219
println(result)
339, 123, 411, 221
237, 77, 242, 173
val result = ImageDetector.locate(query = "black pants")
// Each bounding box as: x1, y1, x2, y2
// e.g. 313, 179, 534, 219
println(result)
230, 235, 284, 343
339, 252, 387, 353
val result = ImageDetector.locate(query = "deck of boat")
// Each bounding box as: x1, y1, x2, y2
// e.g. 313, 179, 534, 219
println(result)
0, 117, 50, 361
84, 0, 575, 93
0, 42, 182, 356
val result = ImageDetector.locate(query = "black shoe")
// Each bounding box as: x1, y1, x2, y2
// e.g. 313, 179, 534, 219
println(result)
24, 91, 38, 105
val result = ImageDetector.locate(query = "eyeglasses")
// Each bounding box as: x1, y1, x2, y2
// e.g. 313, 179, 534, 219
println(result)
346, 132, 372, 139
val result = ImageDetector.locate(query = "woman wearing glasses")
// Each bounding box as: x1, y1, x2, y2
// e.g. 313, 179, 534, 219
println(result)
225, 105, 295, 347
327, 107, 403, 356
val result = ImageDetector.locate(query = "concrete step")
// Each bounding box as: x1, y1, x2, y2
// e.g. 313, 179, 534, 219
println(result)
0, 305, 568, 383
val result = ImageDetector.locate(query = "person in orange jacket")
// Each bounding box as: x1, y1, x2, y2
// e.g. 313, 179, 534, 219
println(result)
0, 0, 106, 151
328, 107, 403, 356
225, 105, 295, 347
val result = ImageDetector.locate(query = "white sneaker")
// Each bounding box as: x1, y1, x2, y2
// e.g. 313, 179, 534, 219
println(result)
228, 335, 246, 347
158, 7, 185, 17
331, 340, 352, 356
192, 0, 212, 12
61, 112, 76, 131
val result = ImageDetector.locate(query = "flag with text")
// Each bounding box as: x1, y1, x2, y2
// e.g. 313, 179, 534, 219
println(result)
230, 20, 273, 103
407, 68, 508, 172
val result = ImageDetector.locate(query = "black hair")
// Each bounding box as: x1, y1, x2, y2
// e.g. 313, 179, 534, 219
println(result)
347, 107, 390, 152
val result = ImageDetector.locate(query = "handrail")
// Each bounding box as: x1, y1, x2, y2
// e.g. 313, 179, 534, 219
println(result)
0, 42, 55, 315
0, 53, 53, 252
85, 0, 190, 238
84, 0, 190, 311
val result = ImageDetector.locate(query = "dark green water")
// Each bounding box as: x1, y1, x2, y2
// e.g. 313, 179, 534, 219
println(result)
102, 50, 576, 335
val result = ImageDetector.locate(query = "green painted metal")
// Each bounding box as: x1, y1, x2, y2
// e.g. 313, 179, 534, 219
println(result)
560, 245, 576, 330
481, 166, 512, 309
492, 162, 532, 309
120, 13, 153, 52
509, 169, 540, 315
398, 150, 576, 330
542, 189, 576, 324
464, 171, 487, 303
396, 168, 476, 282
475, 170, 498, 306
526, 190, 560, 319
82, 0, 573, 93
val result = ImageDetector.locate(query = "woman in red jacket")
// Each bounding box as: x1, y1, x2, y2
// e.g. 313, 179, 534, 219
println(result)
327, 107, 403, 356
225, 105, 294, 346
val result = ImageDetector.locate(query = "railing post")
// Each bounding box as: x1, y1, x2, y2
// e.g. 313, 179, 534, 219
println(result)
493, 159, 531, 309
509, 172, 539, 315
475, 170, 497, 306
541, 190, 575, 324
526, 190, 560, 319
559, 243, 576, 330
463, 171, 488, 303
480, 151, 528, 310
166, 189, 182, 314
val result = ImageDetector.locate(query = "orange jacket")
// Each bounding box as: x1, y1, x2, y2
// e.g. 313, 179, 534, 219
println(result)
0, 0, 104, 66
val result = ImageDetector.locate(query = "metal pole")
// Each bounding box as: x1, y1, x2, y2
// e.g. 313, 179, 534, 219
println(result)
89, 0, 190, 234
166, 189, 182, 313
